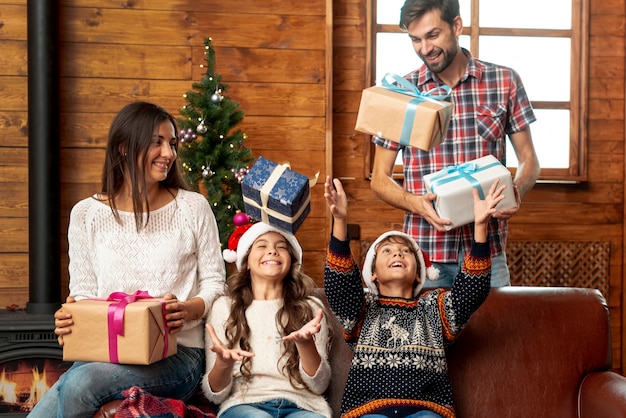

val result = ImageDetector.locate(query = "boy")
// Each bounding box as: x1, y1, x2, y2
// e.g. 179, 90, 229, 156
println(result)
323, 176, 505, 418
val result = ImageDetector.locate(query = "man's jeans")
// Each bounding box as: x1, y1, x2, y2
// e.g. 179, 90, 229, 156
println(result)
424, 251, 510, 288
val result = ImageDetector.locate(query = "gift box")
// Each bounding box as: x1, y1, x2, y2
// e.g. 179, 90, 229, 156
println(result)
62, 292, 177, 365
242, 156, 311, 234
423, 155, 517, 230
355, 73, 453, 151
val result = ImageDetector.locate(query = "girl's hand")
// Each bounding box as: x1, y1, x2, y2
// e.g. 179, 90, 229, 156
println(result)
54, 296, 76, 346
283, 309, 323, 343
324, 176, 348, 221
206, 323, 254, 364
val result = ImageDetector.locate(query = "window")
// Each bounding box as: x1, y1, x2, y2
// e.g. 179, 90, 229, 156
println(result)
371, 0, 588, 182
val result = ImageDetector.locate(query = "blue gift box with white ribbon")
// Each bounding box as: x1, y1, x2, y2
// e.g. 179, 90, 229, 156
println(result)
242, 157, 311, 234
355, 73, 453, 151
423, 155, 517, 230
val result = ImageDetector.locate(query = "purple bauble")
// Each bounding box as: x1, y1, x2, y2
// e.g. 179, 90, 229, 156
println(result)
233, 212, 250, 227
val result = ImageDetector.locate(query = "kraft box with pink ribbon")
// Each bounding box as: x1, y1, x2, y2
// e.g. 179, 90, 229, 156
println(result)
242, 156, 316, 234
62, 291, 177, 365
355, 73, 453, 151
423, 155, 517, 231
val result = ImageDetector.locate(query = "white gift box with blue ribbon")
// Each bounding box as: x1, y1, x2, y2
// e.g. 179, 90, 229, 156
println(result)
355, 73, 453, 151
423, 155, 517, 230
242, 156, 312, 234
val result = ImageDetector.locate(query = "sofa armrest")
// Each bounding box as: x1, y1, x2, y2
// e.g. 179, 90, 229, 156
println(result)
578, 371, 626, 418
94, 400, 122, 418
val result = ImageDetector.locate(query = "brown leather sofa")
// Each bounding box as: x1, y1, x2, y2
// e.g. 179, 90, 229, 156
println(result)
96, 286, 626, 418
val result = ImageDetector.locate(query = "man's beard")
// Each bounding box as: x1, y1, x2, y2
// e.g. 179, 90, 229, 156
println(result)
419, 46, 457, 74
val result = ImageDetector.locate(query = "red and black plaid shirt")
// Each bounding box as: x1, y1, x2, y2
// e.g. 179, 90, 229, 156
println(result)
372, 48, 536, 263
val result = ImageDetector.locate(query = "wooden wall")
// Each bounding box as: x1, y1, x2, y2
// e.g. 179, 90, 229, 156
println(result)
0, 0, 625, 373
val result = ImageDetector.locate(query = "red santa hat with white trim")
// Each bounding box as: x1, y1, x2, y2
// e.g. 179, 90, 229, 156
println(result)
223, 219, 302, 272
361, 231, 439, 297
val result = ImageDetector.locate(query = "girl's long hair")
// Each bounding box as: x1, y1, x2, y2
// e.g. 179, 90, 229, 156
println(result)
101, 101, 189, 231
224, 244, 326, 390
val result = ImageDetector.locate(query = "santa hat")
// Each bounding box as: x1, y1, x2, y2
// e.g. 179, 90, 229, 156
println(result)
223, 221, 303, 272
362, 231, 440, 296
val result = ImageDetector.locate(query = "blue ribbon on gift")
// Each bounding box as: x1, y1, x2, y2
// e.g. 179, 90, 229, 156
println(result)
381, 73, 452, 147
428, 161, 501, 200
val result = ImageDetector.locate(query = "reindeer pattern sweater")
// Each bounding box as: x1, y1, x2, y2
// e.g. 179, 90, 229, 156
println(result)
324, 236, 491, 418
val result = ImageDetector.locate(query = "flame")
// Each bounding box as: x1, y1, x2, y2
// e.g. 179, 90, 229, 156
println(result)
26, 366, 50, 407
0, 368, 17, 404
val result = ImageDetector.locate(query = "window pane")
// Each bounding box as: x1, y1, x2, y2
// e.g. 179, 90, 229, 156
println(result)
376, 0, 404, 24
459, 0, 471, 24
375, 33, 422, 84
479, 36, 571, 101
479, 0, 571, 29
506, 109, 570, 169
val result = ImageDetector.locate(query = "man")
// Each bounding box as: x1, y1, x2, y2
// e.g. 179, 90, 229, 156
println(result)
370, 0, 540, 288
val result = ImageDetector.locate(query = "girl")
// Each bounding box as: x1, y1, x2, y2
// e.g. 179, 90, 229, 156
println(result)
30, 101, 225, 417
203, 222, 332, 418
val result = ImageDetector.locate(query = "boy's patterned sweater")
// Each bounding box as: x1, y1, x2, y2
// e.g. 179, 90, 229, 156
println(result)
324, 236, 491, 418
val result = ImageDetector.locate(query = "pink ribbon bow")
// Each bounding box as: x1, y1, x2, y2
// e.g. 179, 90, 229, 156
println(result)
106, 290, 169, 364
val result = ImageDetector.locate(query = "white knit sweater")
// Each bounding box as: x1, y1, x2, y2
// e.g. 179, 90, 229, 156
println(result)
67, 189, 226, 348
203, 296, 332, 417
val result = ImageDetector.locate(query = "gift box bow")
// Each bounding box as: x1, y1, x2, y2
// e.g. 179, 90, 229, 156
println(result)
104, 290, 170, 364
427, 161, 502, 200
243, 161, 319, 225
380, 72, 452, 147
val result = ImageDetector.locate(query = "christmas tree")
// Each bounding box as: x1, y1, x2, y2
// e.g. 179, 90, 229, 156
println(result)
178, 37, 254, 248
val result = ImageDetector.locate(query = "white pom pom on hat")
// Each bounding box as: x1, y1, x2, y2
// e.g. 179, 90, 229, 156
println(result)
225, 221, 303, 272
361, 231, 439, 296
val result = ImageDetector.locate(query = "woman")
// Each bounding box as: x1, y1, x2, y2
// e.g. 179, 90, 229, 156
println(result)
29, 101, 225, 417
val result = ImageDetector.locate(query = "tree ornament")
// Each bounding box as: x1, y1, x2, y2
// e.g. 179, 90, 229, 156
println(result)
202, 168, 213, 178
233, 211, 251, 227
210, 92, 222, 103
179, 128, 197, 143
196, 123, 207, 134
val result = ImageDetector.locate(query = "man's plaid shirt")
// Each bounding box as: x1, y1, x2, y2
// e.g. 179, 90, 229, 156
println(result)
372, 48, 536, 263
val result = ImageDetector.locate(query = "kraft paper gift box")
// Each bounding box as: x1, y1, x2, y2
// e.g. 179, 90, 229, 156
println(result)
423, 155, 517, 230
242, 156, 311, 234
355, 73, 453, 151
62, 292, 177, 365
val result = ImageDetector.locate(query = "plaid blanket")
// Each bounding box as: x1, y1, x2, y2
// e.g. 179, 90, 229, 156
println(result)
115, 386, 218, 418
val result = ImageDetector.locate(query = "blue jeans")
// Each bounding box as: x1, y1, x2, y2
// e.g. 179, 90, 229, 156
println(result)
28, 345, 204, 418
423, 251, 510, 289
362, 411, 442, 418
220, 399, 325, 418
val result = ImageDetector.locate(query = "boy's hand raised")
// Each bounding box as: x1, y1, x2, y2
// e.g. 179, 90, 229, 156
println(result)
324, 176, 349, 241
473, 179, 506, 243
473, 179, 506, 226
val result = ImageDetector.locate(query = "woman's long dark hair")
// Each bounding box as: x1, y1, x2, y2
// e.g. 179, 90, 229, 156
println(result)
224, 241, 327, 390
101, 101, 189, 231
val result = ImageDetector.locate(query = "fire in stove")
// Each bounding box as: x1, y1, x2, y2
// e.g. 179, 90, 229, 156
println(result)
0, 358, 70, 413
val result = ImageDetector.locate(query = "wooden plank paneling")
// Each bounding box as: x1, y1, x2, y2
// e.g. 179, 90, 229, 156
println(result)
60, 0, 326, 15
60, 9, 327, 50
201, 47, 326, 84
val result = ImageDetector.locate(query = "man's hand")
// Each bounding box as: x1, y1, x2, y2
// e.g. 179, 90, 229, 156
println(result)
418, 193, 453, 232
